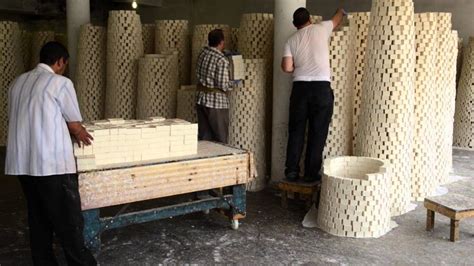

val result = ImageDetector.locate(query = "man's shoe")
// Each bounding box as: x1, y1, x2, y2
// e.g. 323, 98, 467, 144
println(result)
285, 172, 299, 182
302, 175, 321, 183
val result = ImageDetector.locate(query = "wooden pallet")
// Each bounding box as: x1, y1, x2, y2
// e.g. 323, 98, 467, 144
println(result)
278, 180, 321, 209
424, 179, 474, 242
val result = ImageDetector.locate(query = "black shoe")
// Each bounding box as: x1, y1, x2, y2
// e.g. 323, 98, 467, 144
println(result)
303, 175, 321, 183
285, 172, 299, 182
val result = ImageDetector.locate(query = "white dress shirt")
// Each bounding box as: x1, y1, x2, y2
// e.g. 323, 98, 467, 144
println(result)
5, 63, 83, 176
283, 21, 334, 82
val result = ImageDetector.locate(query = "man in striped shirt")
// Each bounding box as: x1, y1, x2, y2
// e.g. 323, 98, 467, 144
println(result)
6, 42, 96, 265
196, 29, 240, 143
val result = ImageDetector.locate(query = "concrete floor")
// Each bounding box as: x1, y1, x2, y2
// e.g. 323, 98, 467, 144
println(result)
0, 148, 473, 265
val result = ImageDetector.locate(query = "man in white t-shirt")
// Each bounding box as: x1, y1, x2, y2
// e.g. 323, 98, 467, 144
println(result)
281, 7, 346, 182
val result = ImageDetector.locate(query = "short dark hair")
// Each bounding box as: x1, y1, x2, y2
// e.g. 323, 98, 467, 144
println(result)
293, 7, 310, 28
40, 41, 69, 65
208, 29, 224, 47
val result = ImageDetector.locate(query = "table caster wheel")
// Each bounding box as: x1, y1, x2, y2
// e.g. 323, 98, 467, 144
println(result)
231, 219, 239, 230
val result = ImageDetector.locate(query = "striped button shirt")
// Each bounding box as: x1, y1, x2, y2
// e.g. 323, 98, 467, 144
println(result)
5, 64, 83, 176
196, 46, 234, 109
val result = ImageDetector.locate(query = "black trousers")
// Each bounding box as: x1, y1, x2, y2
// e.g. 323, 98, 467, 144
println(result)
196, 104, 229, 144
18, 174, 96, 266
285, 81, 334, 179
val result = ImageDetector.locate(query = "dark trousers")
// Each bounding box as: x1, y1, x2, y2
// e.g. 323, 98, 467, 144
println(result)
196, 104, 229, 144
285, 81, 334, 179
18, 174, 96, 266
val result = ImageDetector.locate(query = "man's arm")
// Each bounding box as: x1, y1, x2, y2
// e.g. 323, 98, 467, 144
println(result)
216, 59, 234, 91
331, 8, 347, 30
281, 56, 294, 73
67, 122, 93, 147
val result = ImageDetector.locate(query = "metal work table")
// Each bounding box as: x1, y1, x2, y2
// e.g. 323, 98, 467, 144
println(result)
79, 141, 255, 251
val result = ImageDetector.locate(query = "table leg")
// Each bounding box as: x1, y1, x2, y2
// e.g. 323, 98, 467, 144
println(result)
426, 209, 435, 231
82, 209, 101, 252
231, 184, 246, 218
450, 219, 460, 242
281, 191, 288, 209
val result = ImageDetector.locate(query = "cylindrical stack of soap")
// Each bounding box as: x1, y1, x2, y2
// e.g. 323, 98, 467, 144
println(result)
355, 0, 415, 216
142, 24, 155, 54
349, 12, 370, 150
75, 24, 107, 122
155, 20, 190, 85
0, 21, 24, 145
105, 10, 143, 119
137, 53, 179, 119
411, 13, 438, 200
323, 26, 355, 158
453, 38, 474, 149
177, 85, 198, 123
30, 31, 55, 69
229, 59, 267, 192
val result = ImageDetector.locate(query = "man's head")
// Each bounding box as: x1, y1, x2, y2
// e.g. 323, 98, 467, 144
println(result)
293, 7, 311, 29
208, 29, 225, 51
40, 41, 69, 75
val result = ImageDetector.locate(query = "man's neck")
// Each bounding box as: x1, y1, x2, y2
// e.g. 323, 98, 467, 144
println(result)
297, 21, 312, 30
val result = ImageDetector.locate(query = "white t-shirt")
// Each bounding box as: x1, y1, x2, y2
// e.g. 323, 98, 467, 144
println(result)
283, 21, 334, 82
5, 64, 83, 176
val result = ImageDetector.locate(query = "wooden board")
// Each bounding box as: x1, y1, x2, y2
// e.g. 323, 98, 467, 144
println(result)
79, 142, 254, 210
278, 180, 321, 195
424, 179, 474, 220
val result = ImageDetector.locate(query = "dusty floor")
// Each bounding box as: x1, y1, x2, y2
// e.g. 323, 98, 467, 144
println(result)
0, 148, 473, 265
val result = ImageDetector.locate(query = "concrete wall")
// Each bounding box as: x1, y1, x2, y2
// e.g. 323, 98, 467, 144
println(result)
134, 0, 472, 41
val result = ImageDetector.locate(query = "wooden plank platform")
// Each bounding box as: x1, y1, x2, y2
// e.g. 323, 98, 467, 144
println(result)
278, 180, 321, 209
79, 141, 255, 210
424, 179, 474, 242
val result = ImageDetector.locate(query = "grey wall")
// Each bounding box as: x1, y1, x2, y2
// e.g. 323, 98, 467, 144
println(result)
134, 0, 473, 41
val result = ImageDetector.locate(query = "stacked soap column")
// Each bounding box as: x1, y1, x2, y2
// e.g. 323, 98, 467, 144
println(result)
237, 13, 273, 174
231, 28, 239, 51
177, 85, 198, 123
137, 53, 179, 119
191, 24, 232, 84
0, 21, 24, 145
349, 12, 370, 149
105, 11, 144, 119
142, 24, 156, 54
323, 26, 355, 158
75, 24, 107, 122
317, 157, 392, 238
20, 29, 32, 71
74, 118, 198, 170
229, 59, 267, 191
355, 0, 415, 216
30, 31, 55, 69
155, 20, 190, 85
434, 13, 457, 185
411, 13, 438, 200
453, 38, 474, 149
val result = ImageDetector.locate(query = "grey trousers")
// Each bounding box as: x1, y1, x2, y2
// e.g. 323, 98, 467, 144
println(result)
196, 104, 229, 144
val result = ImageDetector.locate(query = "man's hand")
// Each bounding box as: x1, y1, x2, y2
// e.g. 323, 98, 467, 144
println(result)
67, 122, 93, 147
331, 8, 347, 30
232, 79, 243, 87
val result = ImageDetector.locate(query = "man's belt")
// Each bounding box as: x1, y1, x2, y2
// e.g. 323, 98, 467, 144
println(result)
197, 84, 226, 94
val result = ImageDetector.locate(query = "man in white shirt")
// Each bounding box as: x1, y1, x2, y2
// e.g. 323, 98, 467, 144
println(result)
6, 42, 96, 265
281, 7, 346, 182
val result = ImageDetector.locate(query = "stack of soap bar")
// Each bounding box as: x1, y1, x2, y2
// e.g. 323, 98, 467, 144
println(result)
228, 55, 244, 81
74, 118, 198, 171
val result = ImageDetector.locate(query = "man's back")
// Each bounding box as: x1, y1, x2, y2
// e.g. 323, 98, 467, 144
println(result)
6, 63, 82, 176
284, 21, 334, 82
